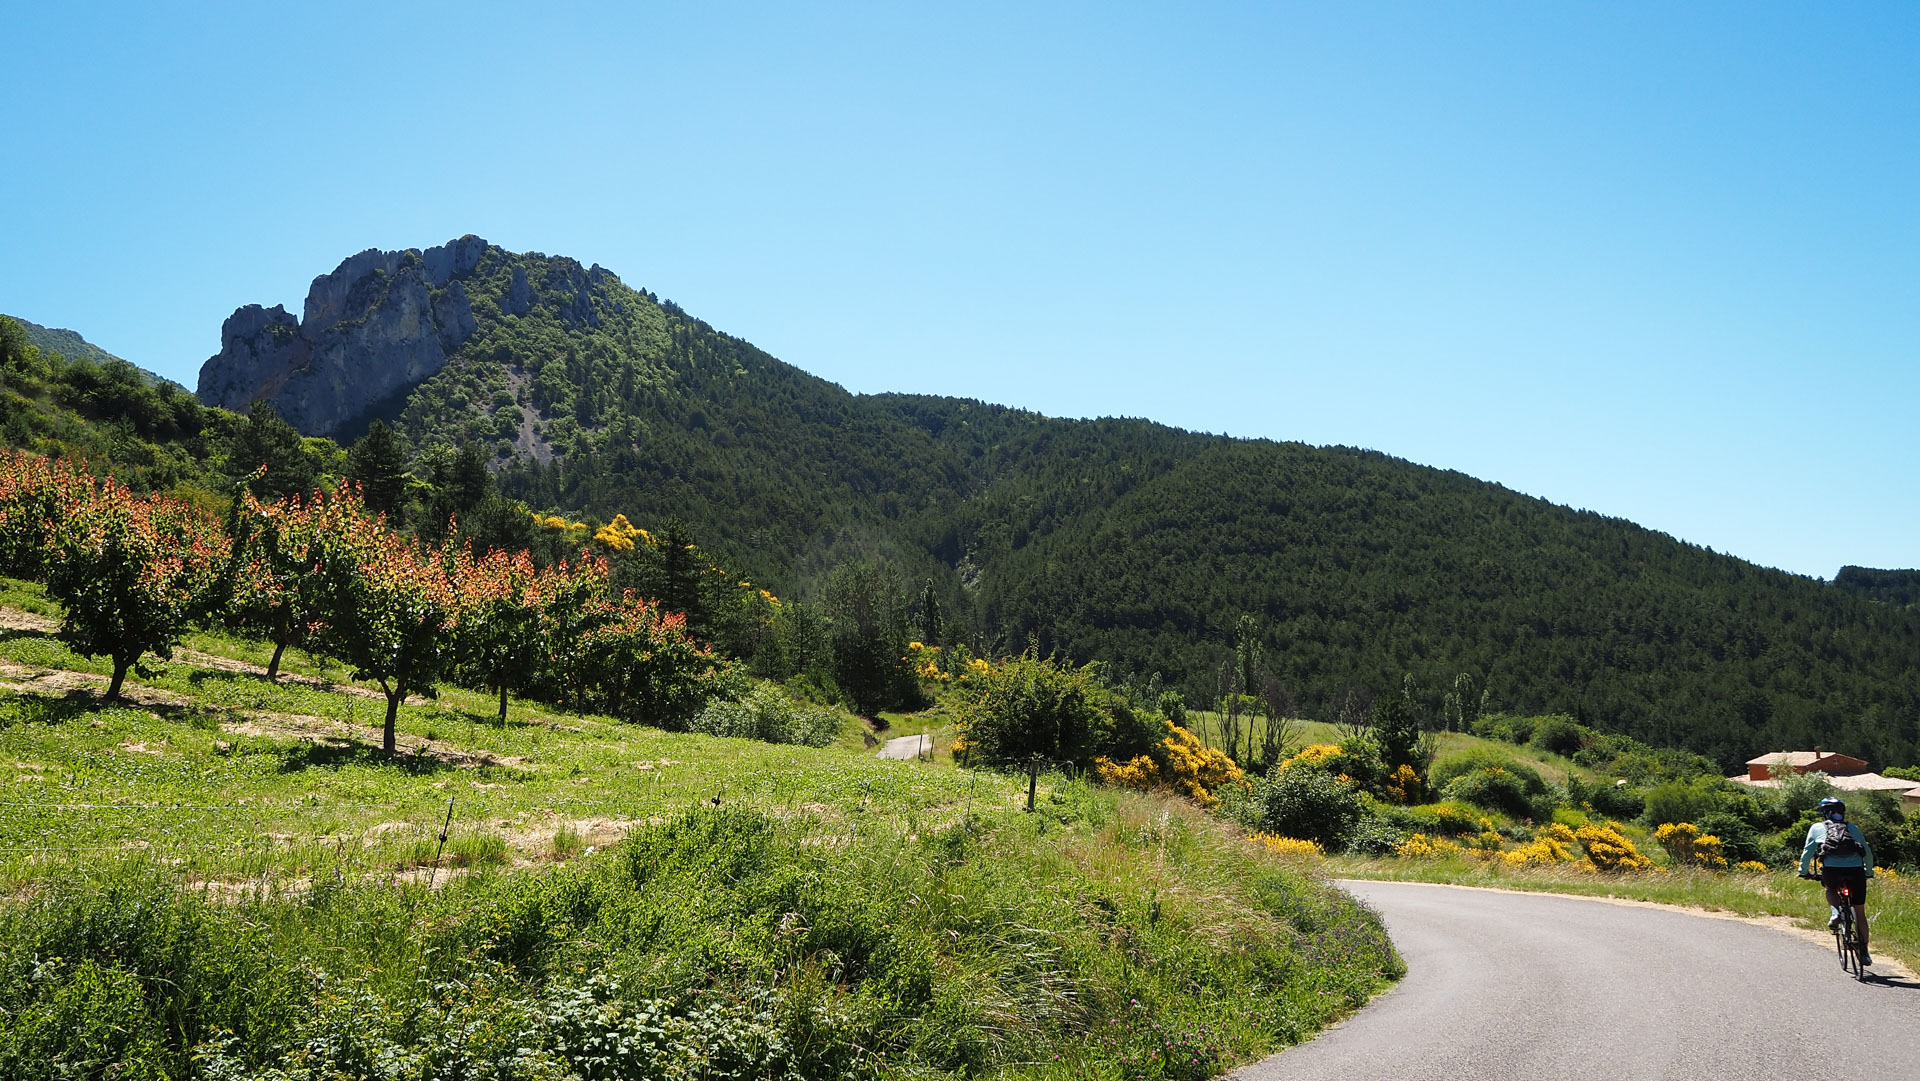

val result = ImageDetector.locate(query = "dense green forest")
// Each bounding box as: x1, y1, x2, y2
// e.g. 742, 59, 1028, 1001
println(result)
13, 233, 1920, 773
1835, 566, 1920, 609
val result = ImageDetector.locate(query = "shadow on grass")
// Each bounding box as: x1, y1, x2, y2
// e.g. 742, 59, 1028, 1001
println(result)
275, 737, 456, 776
438, 704, 556, 732
0, 690, 104, 727
0, 626, 55, 643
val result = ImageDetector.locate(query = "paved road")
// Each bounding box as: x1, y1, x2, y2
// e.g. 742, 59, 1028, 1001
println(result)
1231, 880, 1920, 1081
876, 733, 930, 760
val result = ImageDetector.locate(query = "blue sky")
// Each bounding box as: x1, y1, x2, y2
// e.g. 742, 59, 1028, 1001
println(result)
4, 2, 1914, 578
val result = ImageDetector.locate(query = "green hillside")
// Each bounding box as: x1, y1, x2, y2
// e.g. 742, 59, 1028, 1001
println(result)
64, 236, 1909, 773
1, 315, 149, 375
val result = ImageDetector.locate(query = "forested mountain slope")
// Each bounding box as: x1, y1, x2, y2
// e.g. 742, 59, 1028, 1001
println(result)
196, 238, 1920, 770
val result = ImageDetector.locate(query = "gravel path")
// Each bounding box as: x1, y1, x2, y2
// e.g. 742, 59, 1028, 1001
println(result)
1231, 879, 1920, 1081
876, 733, 930, 760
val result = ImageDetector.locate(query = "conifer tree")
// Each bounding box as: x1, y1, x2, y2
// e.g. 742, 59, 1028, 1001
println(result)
345, 420, 409, 521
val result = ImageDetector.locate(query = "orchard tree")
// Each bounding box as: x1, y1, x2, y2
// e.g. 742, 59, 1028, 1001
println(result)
451, 545, 546, 722
220, 486, 328, 678
308, 483, 459, 754
45, 477, 223, 699
0, 449, 81, 579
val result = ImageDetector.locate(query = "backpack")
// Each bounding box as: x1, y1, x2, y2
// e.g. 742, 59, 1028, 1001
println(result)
1820, 820, 1864, 860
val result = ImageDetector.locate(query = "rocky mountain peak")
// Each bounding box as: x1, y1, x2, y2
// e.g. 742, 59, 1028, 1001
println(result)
197, 236, 493, 436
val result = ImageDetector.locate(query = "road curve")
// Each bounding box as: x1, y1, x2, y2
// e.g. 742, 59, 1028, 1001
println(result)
1231, 880, 1920, 1081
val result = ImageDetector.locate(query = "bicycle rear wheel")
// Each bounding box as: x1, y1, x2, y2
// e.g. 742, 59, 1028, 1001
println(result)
1835, 913, 1852, 971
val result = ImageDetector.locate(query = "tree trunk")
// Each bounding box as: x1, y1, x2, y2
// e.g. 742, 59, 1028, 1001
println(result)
267, 640, 288, 680
106, 655, 131, 700
498, 682, 509, 724
384, 684, 403, 755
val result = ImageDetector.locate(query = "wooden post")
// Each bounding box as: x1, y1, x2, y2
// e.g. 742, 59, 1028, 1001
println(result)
1027, 757, 1040, 812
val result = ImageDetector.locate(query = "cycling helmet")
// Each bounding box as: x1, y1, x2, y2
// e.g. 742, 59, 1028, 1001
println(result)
1819, 796, 1846, 817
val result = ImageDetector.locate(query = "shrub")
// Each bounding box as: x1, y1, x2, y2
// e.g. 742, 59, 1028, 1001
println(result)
1639, 776, 1731, 829
1429, 748, 1548, 794
1529, 715, 1586, 757
1237, 767, 1374, 852
1469, 712, 1537, 745
953, 650, 1113, 767
1395, 833, 1465, 859
1095, 724, 1244, 806
1277, 740, 1387, 793
1375, 800, 1490, 838
1573, 822, 1653, 872
1565, 774, 1646, 820
1250, 833, 1324, 860
1653, 822, 1730, 868
1442, 768, 1541, 821
1500, 822, 1580, 868
688, 684, 844, 747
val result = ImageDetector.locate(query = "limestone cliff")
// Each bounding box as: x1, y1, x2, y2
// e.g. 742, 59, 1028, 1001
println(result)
197, 235, 489, 435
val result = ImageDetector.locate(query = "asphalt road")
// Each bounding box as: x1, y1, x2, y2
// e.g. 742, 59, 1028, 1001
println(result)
1231, 880, 1920, 1081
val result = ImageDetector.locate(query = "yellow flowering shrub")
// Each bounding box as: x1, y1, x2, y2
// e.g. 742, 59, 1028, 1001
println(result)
1284, 743, 1345, 771
1653, 822, 1730, 869
1737, 860, 1770, 873
1500, 823, 1579, 868
905, 641, 951, 683
593, 513, 644, 551
1383, 763, 1427, 804
1093, 725, 1243, 807
1878, 866, 1900, 880
1095, 754, 1160, 789
1574, 822, 1653, 872
1396, 833, 1465, 859
1251, 833, 1324, 859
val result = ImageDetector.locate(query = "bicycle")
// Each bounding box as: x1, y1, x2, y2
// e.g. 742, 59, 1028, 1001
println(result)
1801, 871, 1869, 981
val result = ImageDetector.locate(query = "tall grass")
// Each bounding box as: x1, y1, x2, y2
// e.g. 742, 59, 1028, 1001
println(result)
2, 797, 1399, 1080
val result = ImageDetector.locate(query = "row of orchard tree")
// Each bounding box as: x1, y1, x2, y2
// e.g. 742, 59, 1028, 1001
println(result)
0, 448, 732, 753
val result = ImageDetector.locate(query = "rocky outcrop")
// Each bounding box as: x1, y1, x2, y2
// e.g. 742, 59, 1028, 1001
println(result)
196, 236, 489, 436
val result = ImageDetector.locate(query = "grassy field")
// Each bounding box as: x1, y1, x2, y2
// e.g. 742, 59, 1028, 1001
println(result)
0, 582, 1401, 1079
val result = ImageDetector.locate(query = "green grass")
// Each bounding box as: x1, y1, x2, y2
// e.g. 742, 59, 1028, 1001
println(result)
1331, 855, 1920, 974
0, 589, 1404, 1078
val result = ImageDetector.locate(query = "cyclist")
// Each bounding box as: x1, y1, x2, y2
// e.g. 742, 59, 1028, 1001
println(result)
1799, 796, 1875, 966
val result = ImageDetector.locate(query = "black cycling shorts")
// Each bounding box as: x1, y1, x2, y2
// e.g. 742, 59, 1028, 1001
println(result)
1824, 866, 1868, 907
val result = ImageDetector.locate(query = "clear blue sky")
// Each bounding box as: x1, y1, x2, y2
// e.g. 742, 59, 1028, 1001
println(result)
4, 3, 1914, 578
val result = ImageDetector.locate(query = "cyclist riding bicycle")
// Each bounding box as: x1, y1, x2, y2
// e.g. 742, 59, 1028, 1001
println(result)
1799, 796, 1875, 967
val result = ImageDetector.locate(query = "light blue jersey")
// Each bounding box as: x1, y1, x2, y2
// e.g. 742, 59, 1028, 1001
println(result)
1799, 817, 1873, 875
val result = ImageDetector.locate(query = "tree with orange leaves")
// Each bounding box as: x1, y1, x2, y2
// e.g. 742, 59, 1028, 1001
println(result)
306, 482, 460, 754
41, 467, 223, 699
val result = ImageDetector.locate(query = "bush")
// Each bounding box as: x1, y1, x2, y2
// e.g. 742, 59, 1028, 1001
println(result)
1375, 800, 1490, 838
1276, 741, 1386, 793
1442, 768, 1540, 821
1529, 715, 1586, 757
1639, 776, 1731, 828
1429, 748, 1547, 794
1565, 775, 1646, 820
1236, 767, 1381, 852
1469, 712, 1537, 745
688, 685, 845, 747
1094, 723, 1243, 807
953, 651, 1113, 767
1574, 822, 1654, 872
